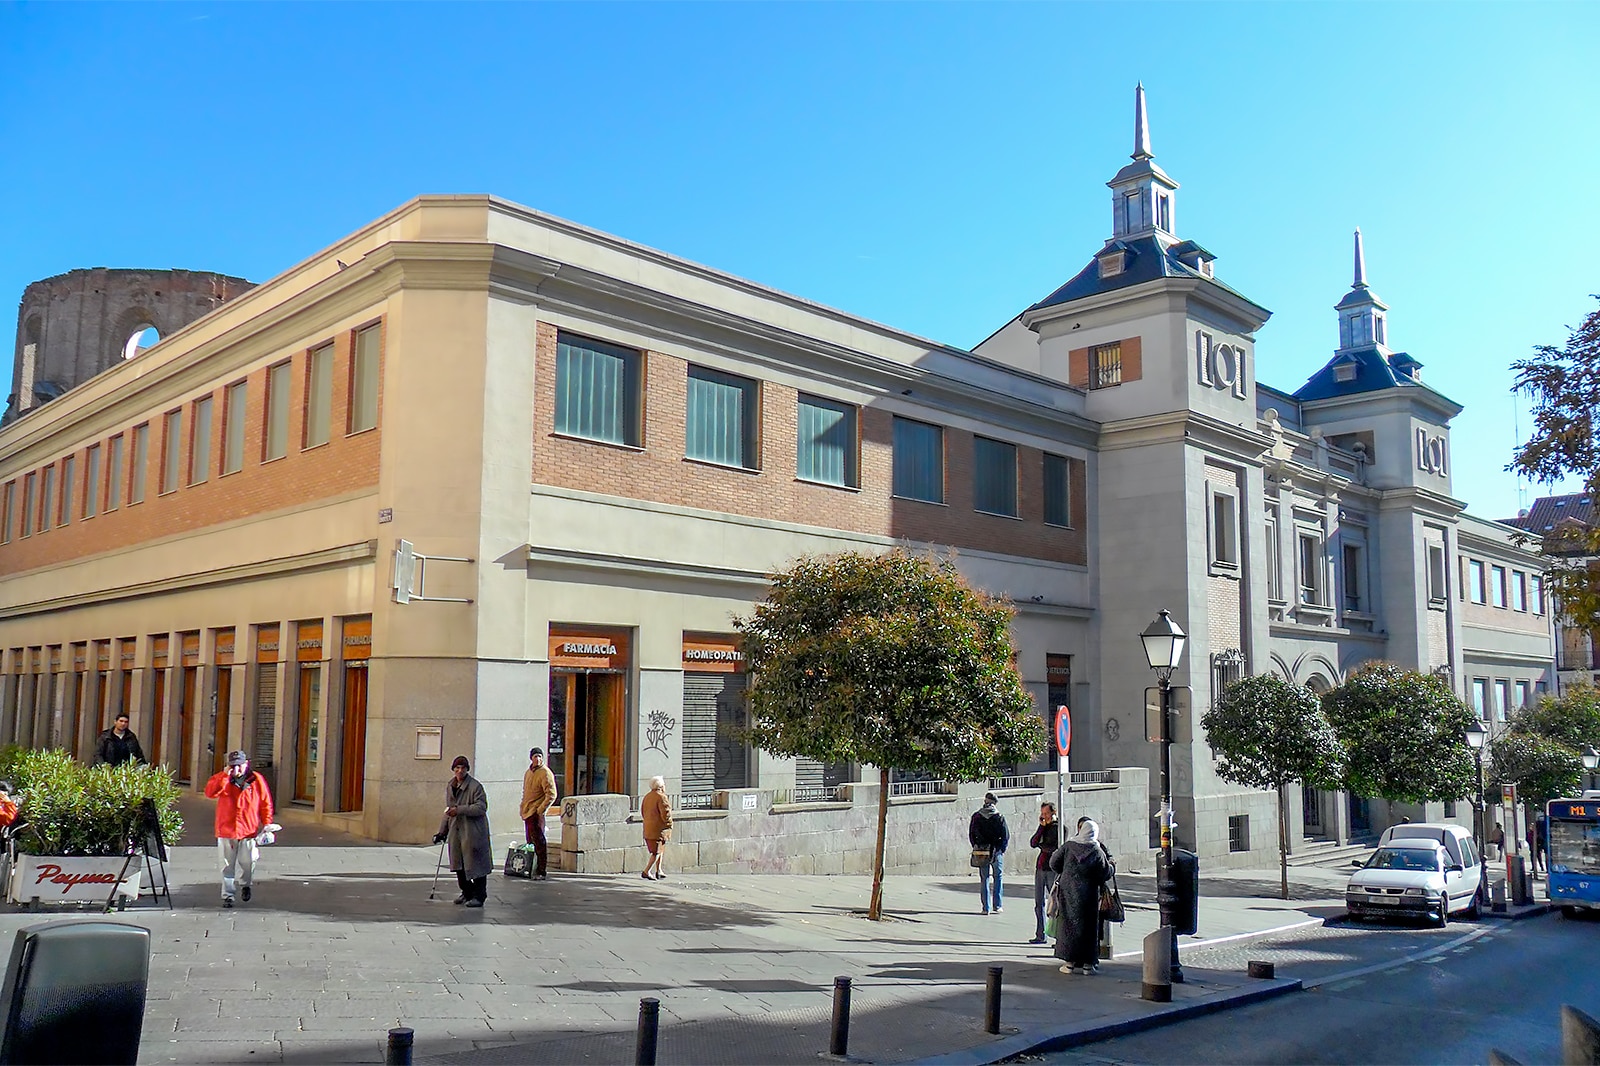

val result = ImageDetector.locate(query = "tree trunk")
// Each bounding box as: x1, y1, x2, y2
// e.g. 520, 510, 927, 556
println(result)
1278, 782, 1289, 901
868, 767, 889, 920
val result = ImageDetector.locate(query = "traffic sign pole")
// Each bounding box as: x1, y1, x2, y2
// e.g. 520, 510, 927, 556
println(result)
1054, 705, 1070, 842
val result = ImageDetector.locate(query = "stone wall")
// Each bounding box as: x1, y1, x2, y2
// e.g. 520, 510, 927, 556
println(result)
556, 768, 1152, 876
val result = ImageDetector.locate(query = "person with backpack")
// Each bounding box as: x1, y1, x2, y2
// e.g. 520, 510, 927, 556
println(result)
968, 792, 1010, 915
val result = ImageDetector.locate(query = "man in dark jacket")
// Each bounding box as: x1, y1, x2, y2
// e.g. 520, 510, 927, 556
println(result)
969, 792, 1010, 915
95, 714, 146, 767
434, 755, 492, 907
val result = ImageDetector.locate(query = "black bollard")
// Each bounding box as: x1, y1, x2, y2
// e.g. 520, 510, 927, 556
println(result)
636, 997, 660, 1066
385, 1027, 414, 1066
829, 976, 852, 1057
984, 965, 1003, 1034
1247, 960, 1275, 980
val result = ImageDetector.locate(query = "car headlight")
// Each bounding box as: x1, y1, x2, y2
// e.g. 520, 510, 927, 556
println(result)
1403, 887, 1426, 896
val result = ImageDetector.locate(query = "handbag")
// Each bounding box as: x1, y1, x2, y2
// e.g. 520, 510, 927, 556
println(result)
970, 847, 993, 869
1100, 871, 1127, 923
503, 844, 536, 879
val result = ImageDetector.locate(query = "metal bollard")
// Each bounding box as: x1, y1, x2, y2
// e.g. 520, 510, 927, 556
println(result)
1563, 1004, 1600, 1066
636, 997, 660, 1066
1247, 960, 1275, 980
829, 976, 852, 1057
1492, 879, 1508, 913
385, 1027, 414, 1066
984, 965, 1003, 1034
1141, 928, 1172, 1003
1100, 917, 1113, 960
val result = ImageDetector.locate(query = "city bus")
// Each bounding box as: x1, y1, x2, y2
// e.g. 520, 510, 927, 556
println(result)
1547, 795, 1600, 918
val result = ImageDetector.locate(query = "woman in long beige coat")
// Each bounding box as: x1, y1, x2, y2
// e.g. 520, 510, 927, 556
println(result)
640, 776, 673, 880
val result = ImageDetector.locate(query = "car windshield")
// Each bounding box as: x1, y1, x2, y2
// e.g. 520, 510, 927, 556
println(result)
1364, 847, 1441, 872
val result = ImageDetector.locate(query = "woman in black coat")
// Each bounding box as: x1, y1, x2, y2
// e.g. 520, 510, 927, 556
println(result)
1050, 817, 1112, 974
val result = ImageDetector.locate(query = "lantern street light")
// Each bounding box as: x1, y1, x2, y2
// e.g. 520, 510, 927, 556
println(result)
1140, 609, 1187, 983
1465, 721, 1489, 909
1582, 745, 1599, 793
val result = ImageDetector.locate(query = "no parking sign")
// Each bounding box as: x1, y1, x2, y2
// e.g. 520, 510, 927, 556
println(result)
1054, 705, 1071, 757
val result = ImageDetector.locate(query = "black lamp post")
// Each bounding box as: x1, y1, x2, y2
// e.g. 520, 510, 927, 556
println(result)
1465, 721, 1488, 907
1140, 609, 1186, 983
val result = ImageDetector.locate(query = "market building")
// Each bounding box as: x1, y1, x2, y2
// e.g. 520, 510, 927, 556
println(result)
0, 90, 1552, 863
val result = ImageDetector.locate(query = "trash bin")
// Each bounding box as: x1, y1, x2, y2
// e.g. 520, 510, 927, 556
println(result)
0, 920, 150, 1065
1169, 848, 1199, 936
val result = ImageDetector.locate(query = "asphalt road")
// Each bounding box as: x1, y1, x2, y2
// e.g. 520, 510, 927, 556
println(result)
1038, 912, 1600, 1065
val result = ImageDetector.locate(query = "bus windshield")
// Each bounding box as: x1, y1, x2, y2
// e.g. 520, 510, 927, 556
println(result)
1550, 818, 1600, 876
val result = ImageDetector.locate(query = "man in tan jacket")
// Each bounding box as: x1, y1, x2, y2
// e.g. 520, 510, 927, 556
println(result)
519, 747, 558, 879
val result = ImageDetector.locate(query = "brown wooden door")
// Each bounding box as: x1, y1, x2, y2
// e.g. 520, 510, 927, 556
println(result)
149, 671, 167, 768
178, 667, 197, 783
339, 662, 367, 811
211, 668, 232, 776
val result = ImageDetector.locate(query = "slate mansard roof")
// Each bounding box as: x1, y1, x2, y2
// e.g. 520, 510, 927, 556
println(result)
1291, 345, 1460, 411
1026, 234, 1267, 318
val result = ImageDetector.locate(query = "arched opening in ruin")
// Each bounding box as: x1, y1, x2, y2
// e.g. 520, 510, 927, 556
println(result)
122, 325, 159, 360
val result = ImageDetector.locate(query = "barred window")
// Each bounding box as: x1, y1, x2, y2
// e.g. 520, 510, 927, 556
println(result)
1091, 342, 1123, 389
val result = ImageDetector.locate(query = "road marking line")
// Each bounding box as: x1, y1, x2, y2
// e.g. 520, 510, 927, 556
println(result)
1323, 978, 1364, 992
1110, 917, 1323, 960
1302, 925, 1493, 990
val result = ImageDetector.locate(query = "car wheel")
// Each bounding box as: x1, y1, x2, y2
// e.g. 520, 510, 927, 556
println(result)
1562, 905, 1579, 920
1463, 892, 1481, 921
1435, 894, 1449, 928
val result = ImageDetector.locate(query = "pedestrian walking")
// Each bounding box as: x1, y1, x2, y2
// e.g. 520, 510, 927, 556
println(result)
1534, 813, 1549, 876
1028, 801, 1060, 944
1050, 817, 1112, 975
1489, 822, 1505, 860
519, 747, 558, 879
434, 755, 492, 907
95, 713, 146, 767
202, 750, 275, 908
641, 776, 673, 880
969, 791, 1009, 915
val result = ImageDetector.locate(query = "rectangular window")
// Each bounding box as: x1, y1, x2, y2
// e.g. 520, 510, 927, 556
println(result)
1342, 542, 1366, 612
1472, 678, 1491, 721
1533, 574, 1546, 615
106, 435, 123, 511
973, 437, 1018, 517
350, 324, 380, 434
1265, 513, 1283, 600
1091, 342, 1123, 389
84, 444, 101, 518
160, 409, 182, 494
891, 417, 944, 503
1208, 484, 1239, 569
1511, 570, 1528, 612
190, 395, 213, 485
304, 343, 333, 449
1468, 559, 1486, 604
1043, 453, 1072, 527
40, 465, 55, 531
57, 456, 74, 526
685, 365, 759, 469
21, 474, 35, 538
1, 481, 13, 543
1494, 679, 1512, 723
265, 361, 291, 461
1228, 815, 1250, 853
1490, 565, 1508, 608
1427, 544, 1447, 603
1298, 532, 1324, 606
554, 331, 642, 446
796, 395, 857, 487
223, 381, 247, 474
129, 424, 148, 504
1516, 680, 1532, 709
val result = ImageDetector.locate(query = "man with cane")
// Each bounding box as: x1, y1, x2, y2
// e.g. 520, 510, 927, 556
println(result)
433, 755, 492, 907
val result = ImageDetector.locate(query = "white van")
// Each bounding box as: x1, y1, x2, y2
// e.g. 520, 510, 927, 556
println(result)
1354, 822, 1483, 921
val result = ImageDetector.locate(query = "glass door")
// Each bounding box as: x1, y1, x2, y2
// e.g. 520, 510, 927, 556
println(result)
295, 664, 321, 803
549, 671, 626, 796
149, 670, 167, 768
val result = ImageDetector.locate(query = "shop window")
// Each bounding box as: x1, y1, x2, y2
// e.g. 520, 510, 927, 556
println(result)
1043, 453, 1072, 527
554, 331, 642, 447
686, 365, 760, 469
892, 417, 944, 503
796, 394, 857, 487
973, 437, 1017, 518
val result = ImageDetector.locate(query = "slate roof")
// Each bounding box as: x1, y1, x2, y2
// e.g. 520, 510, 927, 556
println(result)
1503, 492, 1597, 535
1292, 346, 1459, 409
1028, 234, 1266, 315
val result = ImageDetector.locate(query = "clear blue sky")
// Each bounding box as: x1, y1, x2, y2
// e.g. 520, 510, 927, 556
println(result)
3, 2, 1596, 520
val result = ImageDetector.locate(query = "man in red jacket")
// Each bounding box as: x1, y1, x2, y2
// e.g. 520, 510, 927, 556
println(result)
203, 750, 275, 908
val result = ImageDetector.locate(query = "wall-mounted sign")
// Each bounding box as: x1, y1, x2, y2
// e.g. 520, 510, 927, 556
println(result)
1046, 654, 1072, 686
181, 632, 201, 668
342, 617, 372, 661
214, 629, 236, 667
1416, 429, 1448, 476
415, 727, 443, 760
549, 628, 631, 671
741, 793, 758, 811
255, 624, 279, 665
683, 634, 744, 674
296, 620, 323, 663
1195, 330, 1249, 399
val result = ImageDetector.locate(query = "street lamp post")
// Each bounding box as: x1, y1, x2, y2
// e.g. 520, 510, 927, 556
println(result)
1583, 745, 1599, 794
1140, 609, 1187, 984
1465, 721, 1488, 909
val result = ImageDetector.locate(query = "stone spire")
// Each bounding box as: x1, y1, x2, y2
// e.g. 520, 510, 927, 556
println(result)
1335, 227, 1389, 351
1108, 85, 1177, 239
1134, 82, 1152, 160
1353, 227, 1367, 288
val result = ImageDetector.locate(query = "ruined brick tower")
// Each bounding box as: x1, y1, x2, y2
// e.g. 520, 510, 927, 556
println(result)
5, 267, 255, 425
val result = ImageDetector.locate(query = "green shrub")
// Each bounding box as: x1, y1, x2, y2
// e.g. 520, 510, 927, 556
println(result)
6, 749, 184, 856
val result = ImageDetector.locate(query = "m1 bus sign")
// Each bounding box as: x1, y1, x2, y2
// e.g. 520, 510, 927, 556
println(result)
1055, 705, 1071, 757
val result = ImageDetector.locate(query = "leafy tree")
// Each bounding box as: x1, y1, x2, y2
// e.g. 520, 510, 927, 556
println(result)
734, 549, 1045, 920
1322, 662, 1476, 805
1510, 684, 1600, 753
1201, 674, 1345, 899
1509, 295, 1600, 624
1488, 732, 1582, 810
